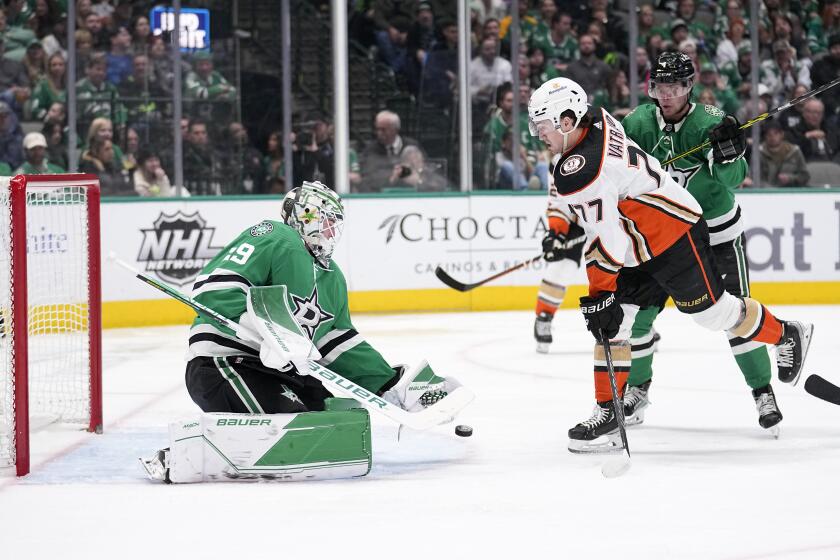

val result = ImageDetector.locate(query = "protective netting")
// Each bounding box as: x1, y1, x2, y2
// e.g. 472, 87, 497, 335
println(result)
0, 180, 93, 468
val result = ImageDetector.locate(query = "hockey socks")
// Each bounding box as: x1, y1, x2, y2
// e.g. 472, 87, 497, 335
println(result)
594, 342, 630, 402
729, 298, 783, 345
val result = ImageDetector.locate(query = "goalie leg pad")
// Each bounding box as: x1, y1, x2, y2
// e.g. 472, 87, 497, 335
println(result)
159, 409, 371, 483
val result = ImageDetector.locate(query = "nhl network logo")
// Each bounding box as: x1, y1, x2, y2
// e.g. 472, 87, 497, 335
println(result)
137, 211, 224, 286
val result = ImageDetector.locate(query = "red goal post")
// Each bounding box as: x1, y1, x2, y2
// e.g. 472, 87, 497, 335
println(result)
0, 174, 103, 476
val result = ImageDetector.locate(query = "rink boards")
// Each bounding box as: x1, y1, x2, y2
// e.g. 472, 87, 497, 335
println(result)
98, 190, 840, 327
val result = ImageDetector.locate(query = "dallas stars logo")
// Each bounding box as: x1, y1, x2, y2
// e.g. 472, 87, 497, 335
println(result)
291, 286, 334, 339
281, 384, 303, 405
664, 162, 702, 189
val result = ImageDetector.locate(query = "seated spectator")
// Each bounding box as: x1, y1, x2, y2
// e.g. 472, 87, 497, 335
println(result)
75, 0, 93, 30
495, 130, 547, 190
716, 17, 746, 68
720, 40, 753, 98
131, 15, 151, 53
21, 40, 46, 85
82, 12, 108, 50
42, 121, 67, 170
225, 121, 265, 194
760, 40, 811, 107
0, 102, 23, 169
759, 119, 810, 188
696, 87, 717, 106
360, 110, 421, 192
528, 0, 558, 49
123, 126, 139, 173
674, 0, 712, 52
29, 51, 65, 121
564, 35, 611, 102
781, 83, 808, 131
527, 45, 558, 89
79, 136, 133, 196
119, 54, 165, 130
185, 51, 236, 125
375, 15, 410, 75
811, 34, 840, 117
637, 4, 663, 49
183, 118, 221, 195
111, 0, 134, 31
263, 129, 285, 193
392, 145, 447, 191
76, 53, 127, 129
86, 117, 125, 170
405, 1, 436, 94
41, 18, 69, 60
0, 9, 36, 61
592, 69, 634, 118
14, 131, 63, 174
531, 11, 578, 74
31, 0, 59, 40
105, 26, 133, 86
786, 98, 840, 162
469, 37, 512, 108
692, 62, 739, 114
0, 37, 31, 117
73, 28, 93, 75
421, 18, 458, 108
133, 150, 182, 197
43, 100, 65, 125
6, 0, 33, 27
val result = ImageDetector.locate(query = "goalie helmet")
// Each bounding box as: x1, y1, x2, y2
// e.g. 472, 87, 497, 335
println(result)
282, 181, 344, 267
648, 51, 695, 100
528, 77, 588, 137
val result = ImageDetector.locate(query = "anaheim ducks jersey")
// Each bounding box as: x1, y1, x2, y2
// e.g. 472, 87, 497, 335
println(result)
551, 108, 703, 296
186, 220, 395, 394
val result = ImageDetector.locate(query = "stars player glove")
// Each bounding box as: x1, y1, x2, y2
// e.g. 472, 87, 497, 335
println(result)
579, 292, 623, 342
709, 115, 746, 164
542, 230, 568, 262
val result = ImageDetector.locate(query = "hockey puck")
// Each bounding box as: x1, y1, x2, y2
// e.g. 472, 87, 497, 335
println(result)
455, 425, 473, 437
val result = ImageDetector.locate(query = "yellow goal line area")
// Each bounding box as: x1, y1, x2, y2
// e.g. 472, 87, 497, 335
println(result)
100, 281, 840, 329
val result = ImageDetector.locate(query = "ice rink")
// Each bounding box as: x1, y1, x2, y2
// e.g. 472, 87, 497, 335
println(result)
2, 305, 840, 560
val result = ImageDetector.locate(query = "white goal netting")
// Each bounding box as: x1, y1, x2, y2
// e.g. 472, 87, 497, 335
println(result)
0, 178, 96, 468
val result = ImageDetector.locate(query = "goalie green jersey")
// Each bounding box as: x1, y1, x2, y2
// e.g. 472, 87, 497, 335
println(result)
622, 103, 747, 245
186, 220, 395, 393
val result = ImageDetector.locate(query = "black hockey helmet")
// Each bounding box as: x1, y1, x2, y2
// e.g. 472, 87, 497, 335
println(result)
649, 51, 695, 100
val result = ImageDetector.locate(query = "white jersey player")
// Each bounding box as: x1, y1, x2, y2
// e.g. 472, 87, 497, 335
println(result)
527, 77, 814, 453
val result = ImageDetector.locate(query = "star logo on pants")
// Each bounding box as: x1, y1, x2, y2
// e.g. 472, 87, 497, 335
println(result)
291, 286, 334, 339
281, 384, 303, 405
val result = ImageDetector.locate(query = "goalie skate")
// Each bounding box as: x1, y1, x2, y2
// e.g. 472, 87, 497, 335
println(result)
534, 312, 552, 354
775, 321, 814, 385
568, 401, 625, 454
623, 380, 651, 427
139, 448, 171, 483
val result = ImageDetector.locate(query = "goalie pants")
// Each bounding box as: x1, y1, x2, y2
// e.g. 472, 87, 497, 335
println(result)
185, 356, 333, 414
624, 231, 772, 390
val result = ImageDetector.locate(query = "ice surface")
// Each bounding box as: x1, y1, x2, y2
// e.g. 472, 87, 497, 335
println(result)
2, 306, 840, 560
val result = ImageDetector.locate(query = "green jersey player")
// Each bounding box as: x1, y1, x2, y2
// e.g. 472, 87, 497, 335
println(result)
621, 51, 786, 432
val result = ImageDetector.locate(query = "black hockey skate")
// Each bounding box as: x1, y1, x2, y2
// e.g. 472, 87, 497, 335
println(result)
534, 312, 552, 354
568, 401, 624, 453
623, 380, 651, 427
752, 384, 782, 437
775, 321, 814, 385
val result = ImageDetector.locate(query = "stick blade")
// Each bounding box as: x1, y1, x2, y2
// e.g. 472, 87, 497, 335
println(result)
601, 456, 632, 478
434, 266, 471, 292
804, 374, 840, 406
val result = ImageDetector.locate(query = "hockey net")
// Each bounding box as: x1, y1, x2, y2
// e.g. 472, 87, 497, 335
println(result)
0, 175, 102, 476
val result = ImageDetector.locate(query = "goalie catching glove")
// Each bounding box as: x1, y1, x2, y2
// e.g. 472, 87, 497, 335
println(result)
382, 360, 464, 414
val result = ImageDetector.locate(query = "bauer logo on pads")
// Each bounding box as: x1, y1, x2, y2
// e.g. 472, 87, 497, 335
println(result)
137, 211, 225, 286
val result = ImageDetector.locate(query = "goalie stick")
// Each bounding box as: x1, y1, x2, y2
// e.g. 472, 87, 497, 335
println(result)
110, 254, 474, 430
435, 254, 543, 292
663, 75, 840, 166
804, 374, 840, 406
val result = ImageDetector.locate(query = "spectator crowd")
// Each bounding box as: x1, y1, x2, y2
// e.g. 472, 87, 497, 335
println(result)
1, 0, 840, 194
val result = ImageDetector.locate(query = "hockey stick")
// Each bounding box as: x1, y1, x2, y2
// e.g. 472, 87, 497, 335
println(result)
662, 75, 840, 166
434, 254, 543, 292
600, 334, 632, 478
110, 254, 474, 430
804, 374, 840, 406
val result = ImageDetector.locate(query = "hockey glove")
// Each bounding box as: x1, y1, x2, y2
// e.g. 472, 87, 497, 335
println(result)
579, 292, 623, 342
542, 230, 568, 262
710, 115, 747, 164
381, 360, 463, 412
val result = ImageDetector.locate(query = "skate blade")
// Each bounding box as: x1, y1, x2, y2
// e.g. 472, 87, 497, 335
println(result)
568, 432, 624, 454
624, 405, 648, 427
791, 324, 814, 387
768, 425, 780, 439
536, 342, 550, 354
601, 456, 632, 478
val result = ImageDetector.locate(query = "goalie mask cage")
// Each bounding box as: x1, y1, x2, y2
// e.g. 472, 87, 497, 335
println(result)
0, 174, 102, 476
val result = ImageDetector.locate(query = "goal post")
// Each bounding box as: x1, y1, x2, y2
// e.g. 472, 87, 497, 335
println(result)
1, 174, 103, 476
